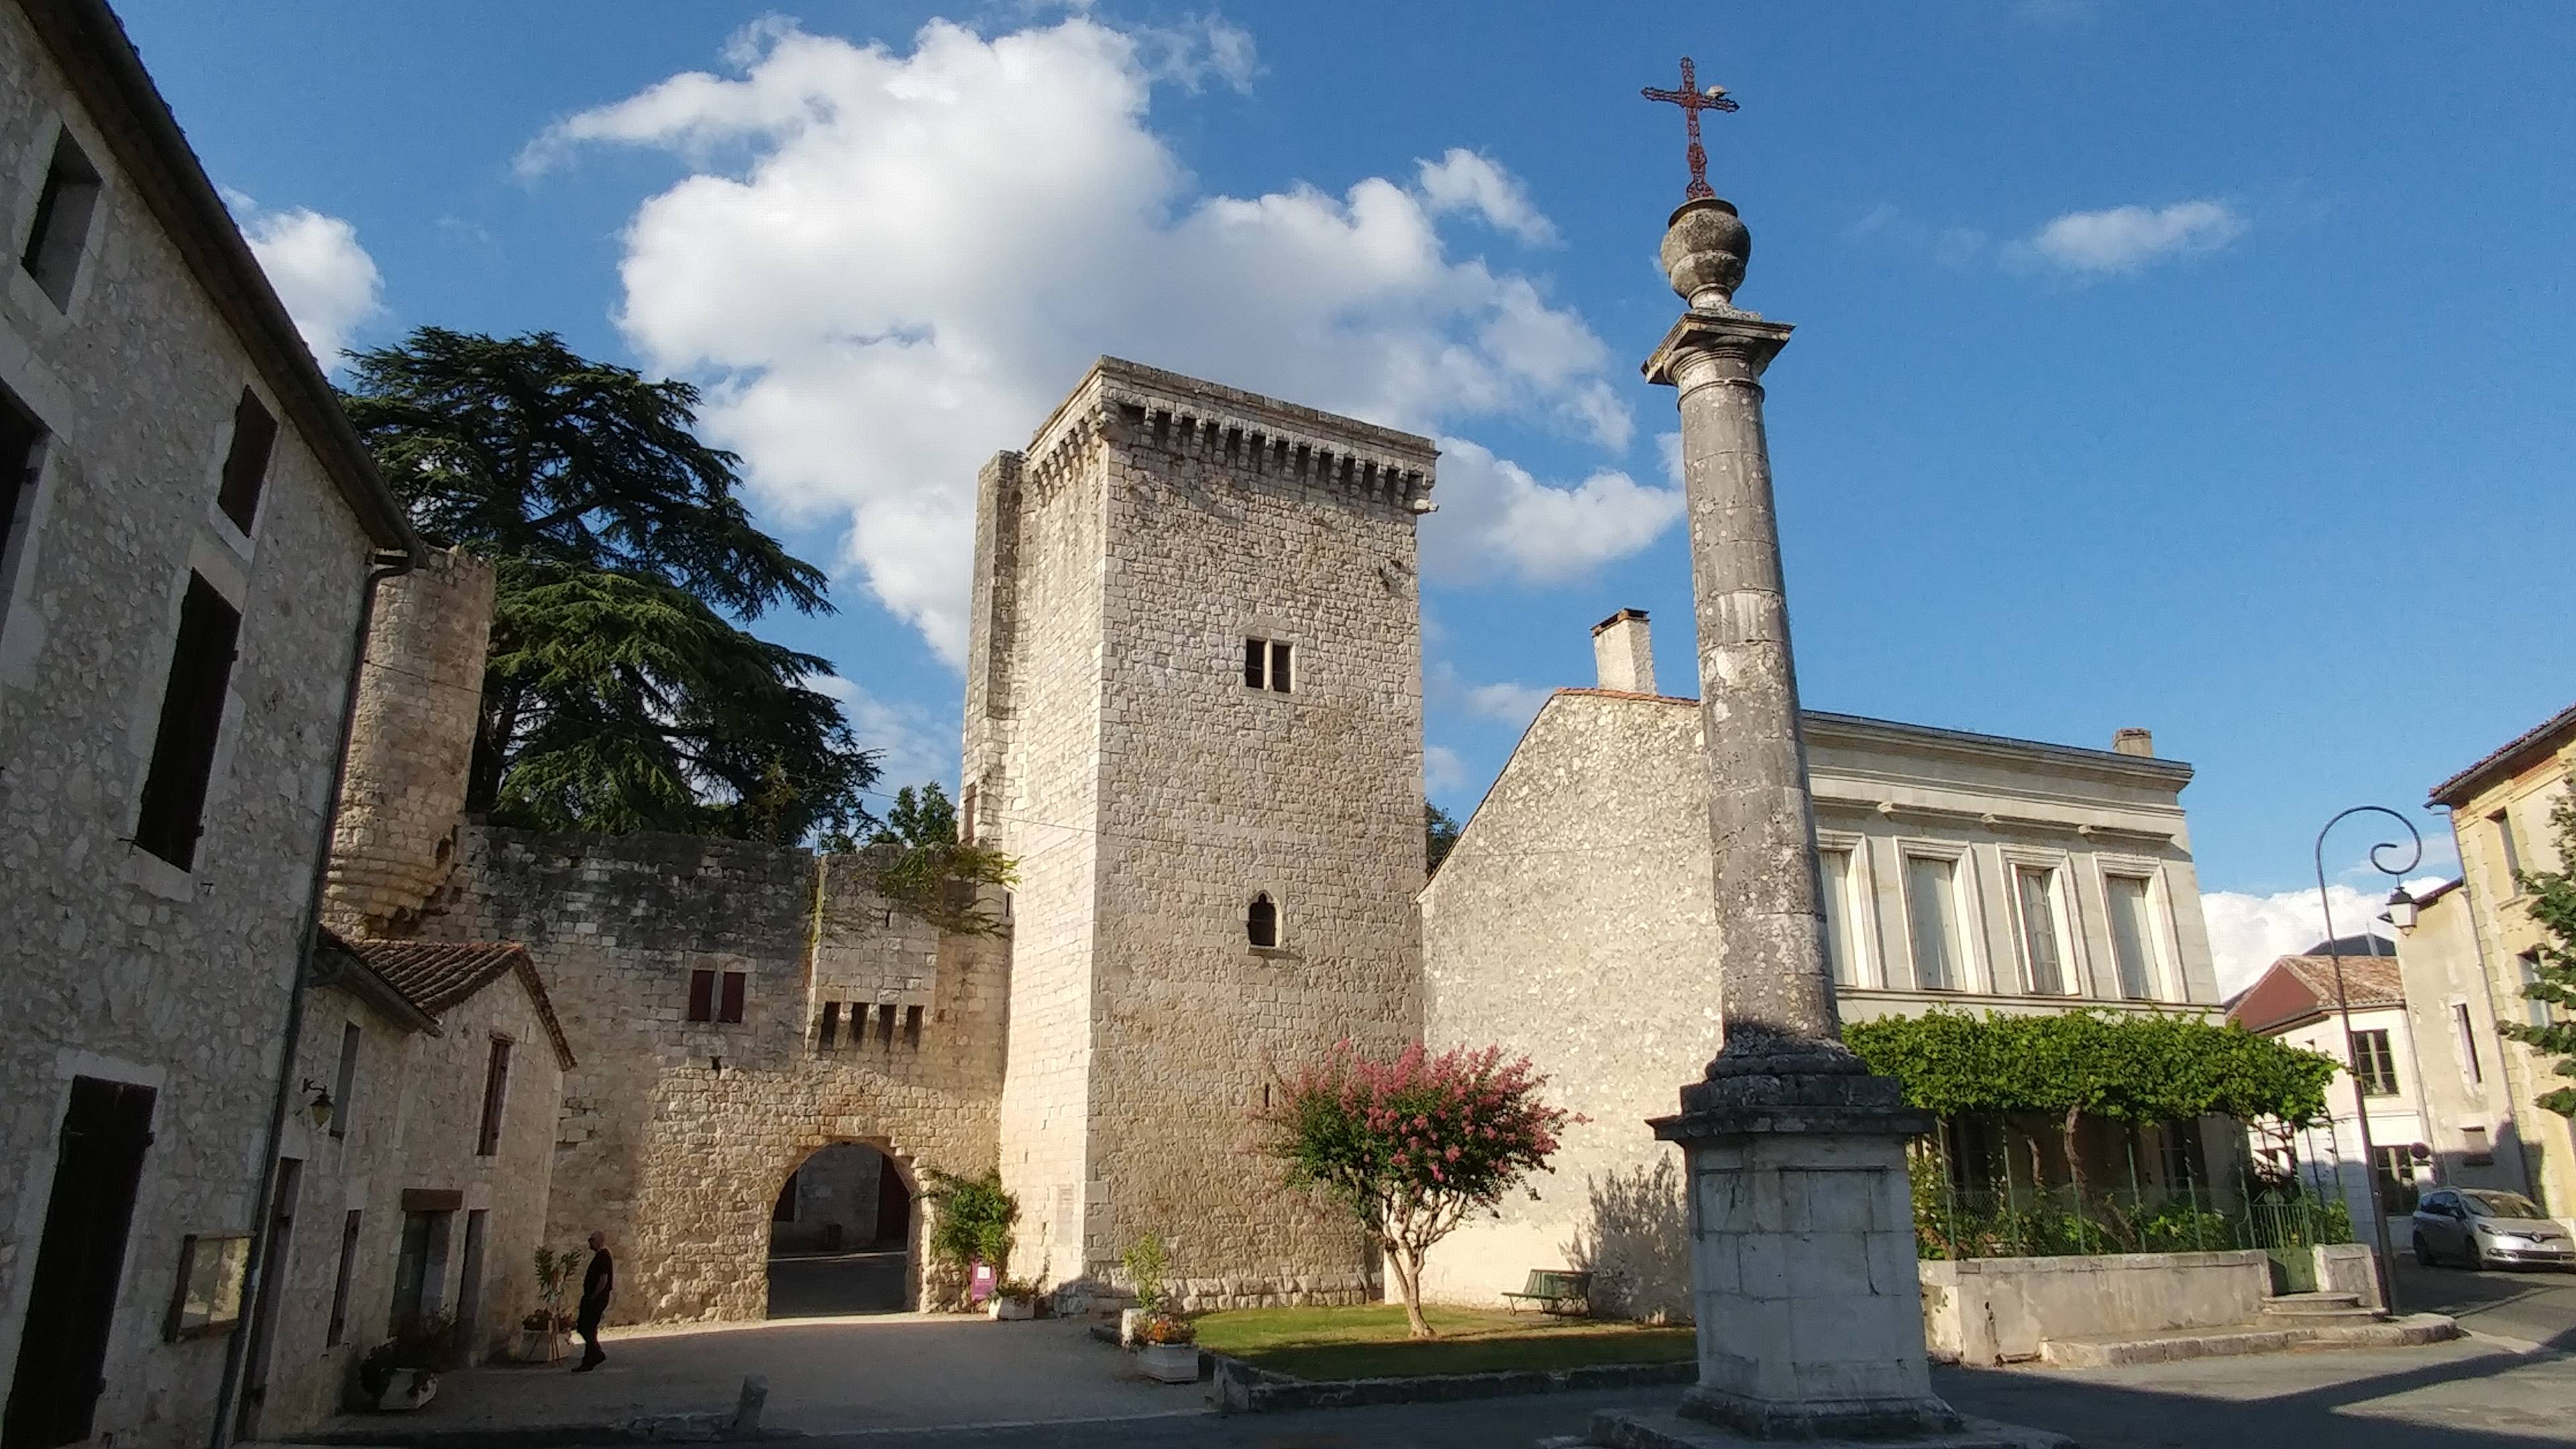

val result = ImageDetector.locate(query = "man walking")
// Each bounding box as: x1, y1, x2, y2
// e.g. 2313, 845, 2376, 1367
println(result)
574, 1231, 614, 1372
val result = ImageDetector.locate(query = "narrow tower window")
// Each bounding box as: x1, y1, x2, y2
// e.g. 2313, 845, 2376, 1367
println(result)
1247, 892, 1279, 949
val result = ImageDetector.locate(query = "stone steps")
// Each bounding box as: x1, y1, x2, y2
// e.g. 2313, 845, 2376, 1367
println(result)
2039, 1312, 2457, 1368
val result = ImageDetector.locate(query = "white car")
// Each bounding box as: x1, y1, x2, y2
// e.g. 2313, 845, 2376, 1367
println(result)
2410, 1187, 2575, 1271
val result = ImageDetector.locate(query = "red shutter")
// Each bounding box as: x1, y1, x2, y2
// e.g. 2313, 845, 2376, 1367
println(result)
686, 970, 714, 1022
719, 971, 746, 1024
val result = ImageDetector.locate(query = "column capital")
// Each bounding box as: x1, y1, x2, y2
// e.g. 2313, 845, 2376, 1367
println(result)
1642, 309, 1795, 388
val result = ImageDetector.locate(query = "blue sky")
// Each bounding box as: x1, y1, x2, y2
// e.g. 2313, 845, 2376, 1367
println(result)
119, 1, 2576, 986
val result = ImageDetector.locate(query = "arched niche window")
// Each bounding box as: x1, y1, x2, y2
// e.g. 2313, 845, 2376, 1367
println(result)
1246, 893, 1279, 949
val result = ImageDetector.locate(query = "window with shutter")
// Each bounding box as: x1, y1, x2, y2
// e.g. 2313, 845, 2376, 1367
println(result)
475, 1039, 511, 1156
19, 128, 101, 309
135, 574, 242, 868
215, 390, 277, 533
718, 971, 746, 1024
686, 969, 716, 1022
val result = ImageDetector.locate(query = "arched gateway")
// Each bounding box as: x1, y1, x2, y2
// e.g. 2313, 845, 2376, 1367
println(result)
767, 1142, 916, 1316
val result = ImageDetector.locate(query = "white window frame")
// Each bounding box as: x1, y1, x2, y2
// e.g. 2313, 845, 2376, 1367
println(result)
1815, 830, 1880, 989
1998, 847, 2082, 998
1896, 841, 1979, 994
2096, 858, 2176, 1002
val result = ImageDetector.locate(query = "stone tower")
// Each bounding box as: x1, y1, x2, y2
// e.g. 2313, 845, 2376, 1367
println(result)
963, 358, 1436, 1304
323, 546, 494, 935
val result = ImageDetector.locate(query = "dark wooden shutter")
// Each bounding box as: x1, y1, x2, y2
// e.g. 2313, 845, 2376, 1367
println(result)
686, 969, 715, 1022
325, 1211, 361, 1346
1270, 641, 1292, 692
1242, 637, 1264, 689
215, 389, 278, 533
475, 1040, 511, 1156
0, 388, 40, 571
133, 574, 241, 869
718, 971, 746, 1024
3, 1078, 156, 1449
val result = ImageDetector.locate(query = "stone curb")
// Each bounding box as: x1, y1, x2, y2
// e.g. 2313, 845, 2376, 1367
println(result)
2037, 1312, 2459, 1368
282, 1411, 794, 1448
1207, 1351, 1695, 1413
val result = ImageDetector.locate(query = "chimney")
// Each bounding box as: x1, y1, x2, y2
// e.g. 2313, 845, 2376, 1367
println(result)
1591, 609, 1656, 694
2112, 728, 2155, 758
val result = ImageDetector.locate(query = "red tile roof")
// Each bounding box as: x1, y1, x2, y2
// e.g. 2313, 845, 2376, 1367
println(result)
2227, 953, 2406, 1036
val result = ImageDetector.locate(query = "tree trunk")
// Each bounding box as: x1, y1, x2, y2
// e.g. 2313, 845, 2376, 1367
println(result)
1385, 1245, 1434, 1339
2061, 1106, 2086, 1204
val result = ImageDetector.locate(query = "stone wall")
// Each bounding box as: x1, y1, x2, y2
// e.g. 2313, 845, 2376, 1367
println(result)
322, 547, 493, 935
405, 828, 1008, 1324
1420, 671, 2222, 1319
249, 967, 566, 1435
0, 13, 382, 1446
970, 359, 1433, 1306
1917, 1250, 2269, 1365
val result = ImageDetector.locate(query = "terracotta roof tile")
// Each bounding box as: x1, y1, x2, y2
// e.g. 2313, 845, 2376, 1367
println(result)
2227, 952, 2405, 1036
336, 937, 576, 1070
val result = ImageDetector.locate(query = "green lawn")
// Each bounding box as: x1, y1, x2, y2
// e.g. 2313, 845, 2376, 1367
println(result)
1189, 1304, 1696, 1381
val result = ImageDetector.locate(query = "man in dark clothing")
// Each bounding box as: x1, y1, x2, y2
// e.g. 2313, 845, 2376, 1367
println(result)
574, 1232, 613, 1372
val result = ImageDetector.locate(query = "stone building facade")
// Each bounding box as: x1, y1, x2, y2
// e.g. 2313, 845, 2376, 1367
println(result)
2393, 877, 2554, 1208
0, 3, 414, 1446
962, 359, 1435, 1305
2231, 953, 2449, 1229
2409, 701, 2576, 1214
243, 937, 572, 1437
1415, 610, 2224, 1318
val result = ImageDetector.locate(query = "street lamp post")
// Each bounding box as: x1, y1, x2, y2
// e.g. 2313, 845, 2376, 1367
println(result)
2312, 805, 2423, 1316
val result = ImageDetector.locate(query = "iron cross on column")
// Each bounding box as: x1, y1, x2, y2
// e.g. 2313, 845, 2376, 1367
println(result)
1641, 56, 1739, 201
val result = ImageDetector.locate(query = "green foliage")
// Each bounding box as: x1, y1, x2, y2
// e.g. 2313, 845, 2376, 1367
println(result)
1843, 1009, 2338, 1127
531, 1244, 578, 1324
1425, 804, 1461, 877
341, 328, 876, 843
1121, 1233, 1171, 1313
2500, 796, 2576, 1117
920, 1167, 1018, 1276
871, 784, 959, 847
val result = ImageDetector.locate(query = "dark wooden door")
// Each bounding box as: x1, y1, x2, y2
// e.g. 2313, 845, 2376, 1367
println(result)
3, 1078, 156, 1449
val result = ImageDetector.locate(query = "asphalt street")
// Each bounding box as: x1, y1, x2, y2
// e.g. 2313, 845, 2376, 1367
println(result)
2389, 1256, 2576, 1352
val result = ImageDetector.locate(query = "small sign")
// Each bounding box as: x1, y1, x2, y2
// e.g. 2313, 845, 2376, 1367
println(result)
166, 1234, 250, 1340
969, 1260, 995, 1304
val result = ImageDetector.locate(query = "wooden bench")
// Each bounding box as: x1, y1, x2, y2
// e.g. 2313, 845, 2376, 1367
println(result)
1500, 1269, 1593, 1316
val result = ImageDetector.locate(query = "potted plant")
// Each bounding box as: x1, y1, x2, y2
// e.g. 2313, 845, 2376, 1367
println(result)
921, 1167, 1019, 1315
989, 1275, 1042, 1321
522, 1245, 580, 1361
358, 1313, 457, 1411
1118, 1233, 1171, 1348
1133, 1311, 1199, 1383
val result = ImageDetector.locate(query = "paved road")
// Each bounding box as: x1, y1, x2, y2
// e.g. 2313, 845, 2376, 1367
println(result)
751, 1340, 2576, 1449
767, 1250, 908, 1318
2389, 1257, 2576, 1351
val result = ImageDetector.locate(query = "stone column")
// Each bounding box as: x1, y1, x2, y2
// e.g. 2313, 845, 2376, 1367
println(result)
1591, 199, 2055, 1448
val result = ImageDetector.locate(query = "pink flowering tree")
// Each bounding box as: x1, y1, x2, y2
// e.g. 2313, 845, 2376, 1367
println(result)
1256, 1040, 1574, 1338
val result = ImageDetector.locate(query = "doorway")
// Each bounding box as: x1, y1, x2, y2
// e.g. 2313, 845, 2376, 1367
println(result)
3, 1078, 156, 1449
765, 1143, 911, 1318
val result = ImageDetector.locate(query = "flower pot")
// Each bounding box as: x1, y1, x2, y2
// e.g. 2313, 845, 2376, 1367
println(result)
1118, 1307, 1143, 1347
374, 1368, 439, 1411
1138, 1342, 1199, 1383
989, 1294, 1035, 1321
519, 1327, 561, 1363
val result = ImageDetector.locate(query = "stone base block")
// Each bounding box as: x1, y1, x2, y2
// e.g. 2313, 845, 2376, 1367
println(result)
1589, 1407, 2073, 1449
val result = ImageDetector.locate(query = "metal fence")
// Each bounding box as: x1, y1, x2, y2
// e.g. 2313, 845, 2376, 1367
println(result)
1913, 1172, 2354, 1275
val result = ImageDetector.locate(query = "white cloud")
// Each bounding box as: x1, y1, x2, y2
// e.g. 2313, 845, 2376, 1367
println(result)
229, 194, 384, 366
533, 17, 1638, 662
2199, 884, 2398, 1000
1419, 437, 1682, 586
1416, 149, 1558, 246
805, 673, 956, 792
2016, 200, 2245, 276
1462, 679, 1552, 725
1130, 13, 1257, 93
1424, 743, 1467, 796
